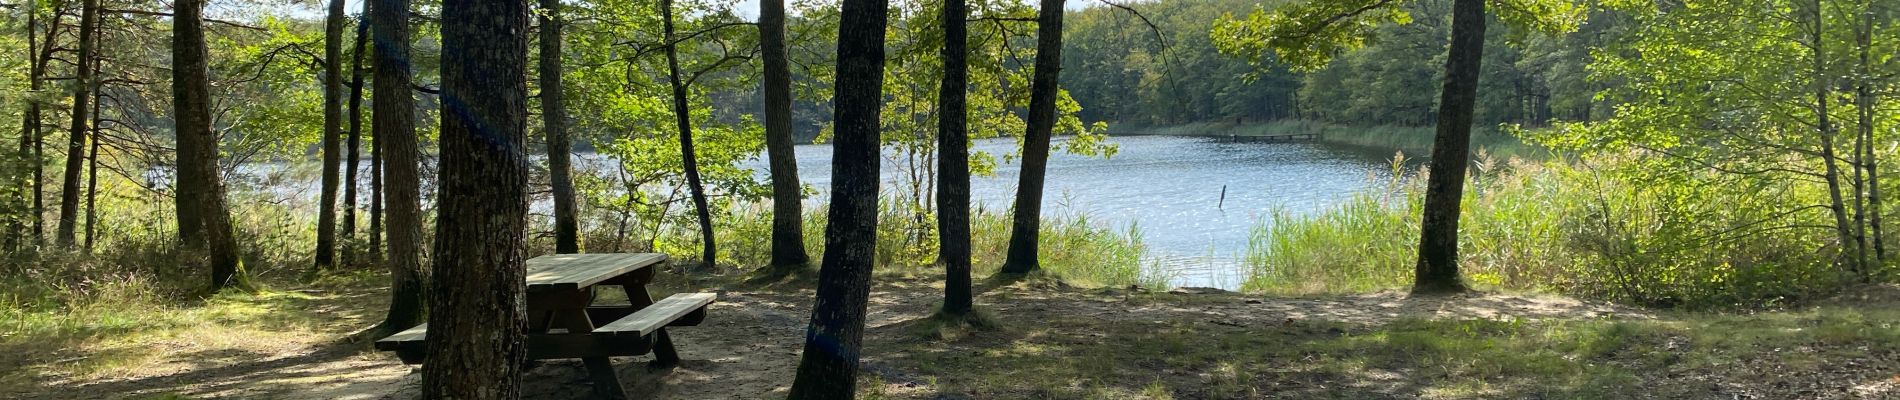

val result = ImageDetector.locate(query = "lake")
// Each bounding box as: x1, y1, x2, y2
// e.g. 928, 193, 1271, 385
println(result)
232, 135, 1395, 289
760, 135, 1399, 289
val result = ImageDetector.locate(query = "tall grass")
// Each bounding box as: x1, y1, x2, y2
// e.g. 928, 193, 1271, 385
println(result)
651, 199, 1167, 290
1244, 153, 1883, 307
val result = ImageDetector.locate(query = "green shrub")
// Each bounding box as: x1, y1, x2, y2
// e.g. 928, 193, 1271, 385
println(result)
1244, 153, 1881, 308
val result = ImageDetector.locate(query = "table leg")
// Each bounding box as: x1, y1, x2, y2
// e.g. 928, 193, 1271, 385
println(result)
650, 328, 680, 367
555, 309, 627, 400
623, 283, 683, 367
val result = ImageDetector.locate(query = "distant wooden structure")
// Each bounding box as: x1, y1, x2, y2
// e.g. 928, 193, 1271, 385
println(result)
1219, 133, 1320, 143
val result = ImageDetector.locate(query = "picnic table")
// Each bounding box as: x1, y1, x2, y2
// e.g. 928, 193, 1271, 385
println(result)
375, 253, 715, 399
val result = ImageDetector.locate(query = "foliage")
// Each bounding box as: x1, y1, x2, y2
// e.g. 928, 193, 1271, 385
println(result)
1065, 0, 1598, 129
1246, 153, 1890, 307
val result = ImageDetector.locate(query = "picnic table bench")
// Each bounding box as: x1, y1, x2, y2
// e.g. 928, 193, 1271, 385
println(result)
375, 253, 714, 399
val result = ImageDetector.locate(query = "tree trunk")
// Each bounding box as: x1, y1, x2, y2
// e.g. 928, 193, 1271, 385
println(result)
999, 0, 1066, 275
761, 0, 808, 271
1808, 0, 1858, 277
786, 0, 887, 397
371, 0, 425, 334
936, 0, 972, 315
1855, 0, 1883, 264
540, 0, 578, 254
421, 0, 530, 396
661, 0, 717, 268
29, 8, 57, 248
9, 0, 36, 251
83, 78, 99, 251
1411, 0, 1486, 295
370, 120, 384, 263
57, 0, 98, 249
314, 0, 346, 274
174, 0, 247, 292
343, 14, 368, 267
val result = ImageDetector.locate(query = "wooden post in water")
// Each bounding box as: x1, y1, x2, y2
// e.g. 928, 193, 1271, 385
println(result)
1218, 185, 1227, 210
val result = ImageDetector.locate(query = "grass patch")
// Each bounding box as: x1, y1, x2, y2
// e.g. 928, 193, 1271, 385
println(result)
903, 308, 1002, 341
0, 269, 385, 393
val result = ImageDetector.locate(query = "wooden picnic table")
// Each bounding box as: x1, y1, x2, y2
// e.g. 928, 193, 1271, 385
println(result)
376, 253, 715, 399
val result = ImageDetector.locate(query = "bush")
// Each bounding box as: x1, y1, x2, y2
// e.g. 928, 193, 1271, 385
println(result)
1243, 152, 1884, 308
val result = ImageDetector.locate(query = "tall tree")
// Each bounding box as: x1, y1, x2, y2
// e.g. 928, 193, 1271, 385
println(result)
760, 0, 808, 272
314, 0, 347, 273
661, 0, 717, 268
83, 67, 99, 251
786, 0, 888, 396
56, 0, 98, 248
1410, 0, 1488, 294
1212, 0, 1582, 293
936, 0, 973, 315
1855, 0, 1884, 263
1802, 0, 1857, 277
343, 14, 369, 266
11, 0, 42, 251
174, 0, 247, 291
421, 0, 531, 396
372, 0, 425, 334
998, 0, 1067, 275
25, 0, 63, 250
29, 3, 59, 248
369, 122, 384, 263
540, 0, 579, 254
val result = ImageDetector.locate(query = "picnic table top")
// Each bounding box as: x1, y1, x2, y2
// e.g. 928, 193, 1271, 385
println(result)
525, 253, 668, 291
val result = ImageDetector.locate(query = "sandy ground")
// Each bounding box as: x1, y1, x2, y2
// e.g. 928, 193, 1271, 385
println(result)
22, 278, 1696, 400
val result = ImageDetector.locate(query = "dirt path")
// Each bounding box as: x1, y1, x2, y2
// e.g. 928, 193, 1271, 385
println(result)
31, 277, 1715, 400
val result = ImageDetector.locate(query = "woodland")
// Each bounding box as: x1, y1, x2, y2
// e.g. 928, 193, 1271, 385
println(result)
1, 0, 1898, 398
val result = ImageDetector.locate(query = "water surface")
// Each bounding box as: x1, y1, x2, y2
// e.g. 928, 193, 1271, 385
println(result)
766, 135, 1394, 288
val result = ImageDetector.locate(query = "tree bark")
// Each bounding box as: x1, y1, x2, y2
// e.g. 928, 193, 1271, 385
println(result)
786, 0, 887, 397
12, 0, 41, 251
28, 8, 58, 249
57, 0, 98, 249
661, 0, 717, 268
1855, 0, 1883, 264
174, 0, 247, 292
761, 0, 808, 271
936, 0, 972, 315
421, 0, 531, 396
83, 74, 99, 251
314, 0, 347, 274
540, 0, 579, 254
999, 0, 1066, 275
1411, 0, 1487, 295
371, 0, 425, 334
343, 14, 368, 267
370, 119, 384, 263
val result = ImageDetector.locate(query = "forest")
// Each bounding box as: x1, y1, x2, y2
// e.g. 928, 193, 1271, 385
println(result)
1, 0, 1897, 398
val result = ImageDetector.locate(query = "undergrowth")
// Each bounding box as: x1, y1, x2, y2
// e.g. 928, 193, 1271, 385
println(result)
1245, 151, 1895, 308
